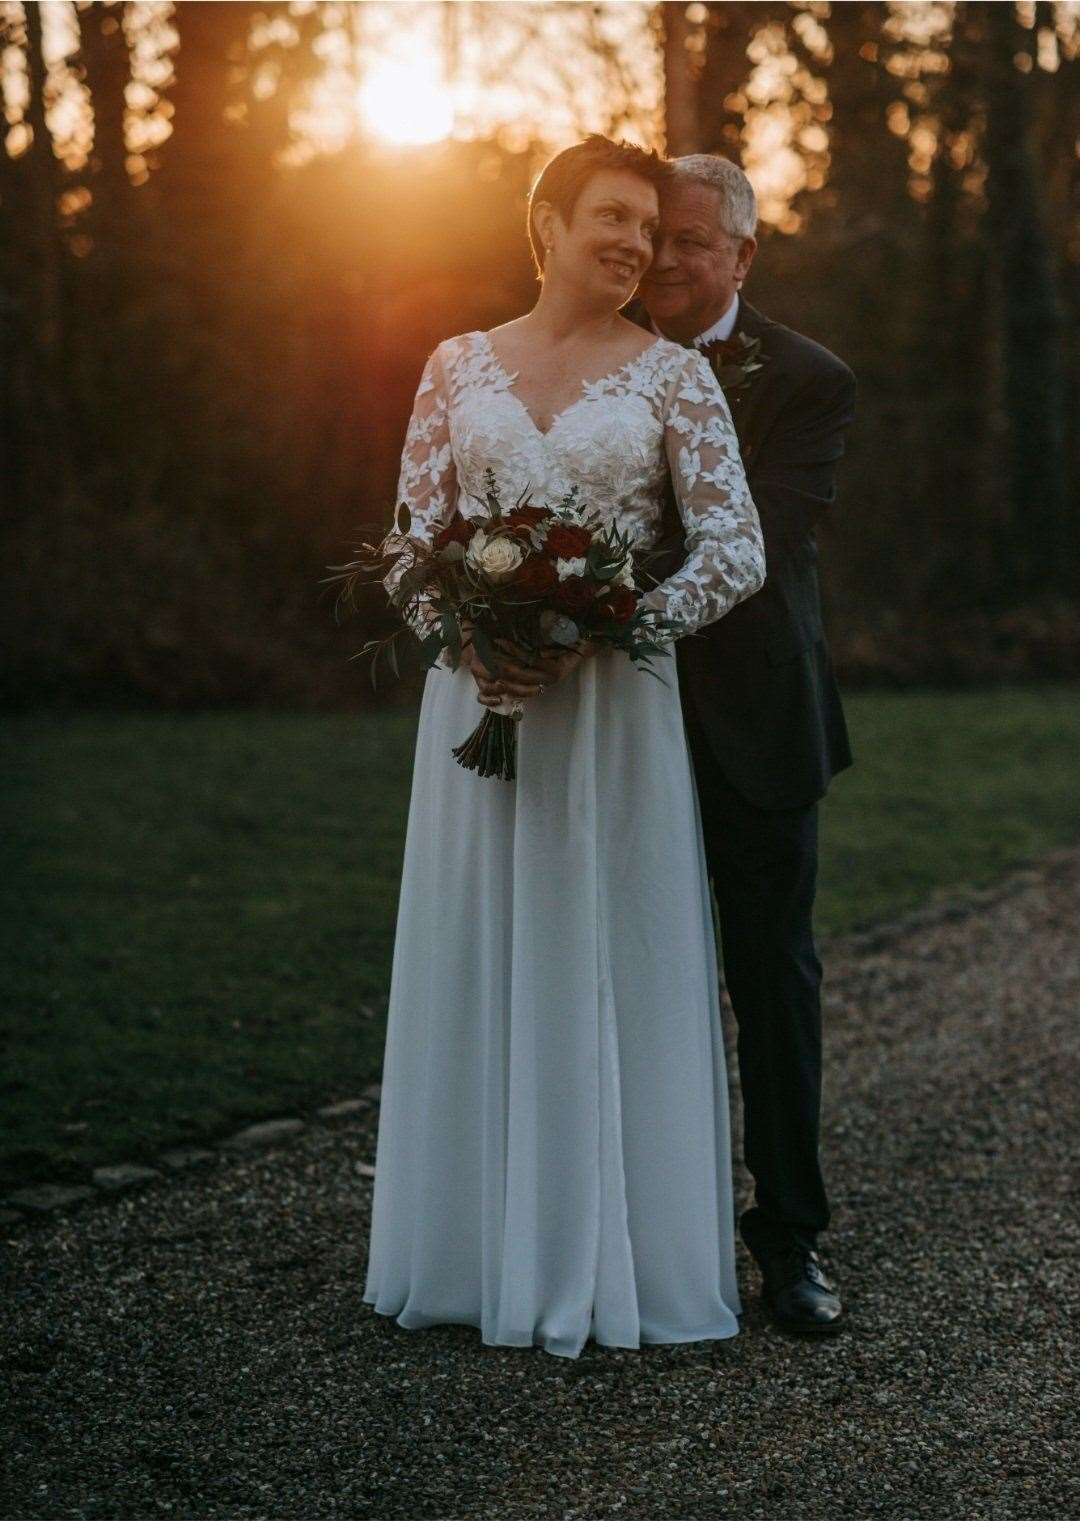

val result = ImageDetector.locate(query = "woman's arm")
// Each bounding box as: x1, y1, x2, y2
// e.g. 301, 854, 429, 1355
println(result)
386, 344, 456, 642
636, 348, 766, 639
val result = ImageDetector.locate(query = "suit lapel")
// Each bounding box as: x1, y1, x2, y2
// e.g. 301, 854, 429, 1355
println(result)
732, 298, 770, 341
719, 299, 774, 455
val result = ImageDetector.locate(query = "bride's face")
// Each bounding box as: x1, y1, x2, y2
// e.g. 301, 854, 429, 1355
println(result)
538, 169, 659, 306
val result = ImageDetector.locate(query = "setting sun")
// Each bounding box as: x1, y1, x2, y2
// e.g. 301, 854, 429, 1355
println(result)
357, 57, 455, 146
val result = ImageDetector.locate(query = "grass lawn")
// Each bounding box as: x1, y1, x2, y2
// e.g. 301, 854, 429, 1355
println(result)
3, 685, 1077, 1192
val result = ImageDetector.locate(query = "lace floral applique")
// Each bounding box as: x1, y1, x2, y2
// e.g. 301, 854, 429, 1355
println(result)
388, 335, 765, 645
635, 348, 766, 639
442, 332, 517, 402
386, 345, 458, 637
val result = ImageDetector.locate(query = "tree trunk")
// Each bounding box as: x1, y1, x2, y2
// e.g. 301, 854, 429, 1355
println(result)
20, 1, 72, 497
917, 4, 995, 605
156, 1, 261, 203
698, 2, 771, 161
662, 2, 699, 155
978, 0, 1070, 599
0, 9, 31, 510
77, 1, 131, 218
69, 3, 140, 495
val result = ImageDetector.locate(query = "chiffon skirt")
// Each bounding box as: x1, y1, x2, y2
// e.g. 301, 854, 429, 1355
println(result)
362, 647, 743, 1358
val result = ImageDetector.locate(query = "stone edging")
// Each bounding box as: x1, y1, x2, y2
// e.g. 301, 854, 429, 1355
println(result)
0, 1087, 383, 1230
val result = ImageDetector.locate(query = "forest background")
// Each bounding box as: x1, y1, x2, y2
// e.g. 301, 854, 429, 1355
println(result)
2, 0, 1077, 710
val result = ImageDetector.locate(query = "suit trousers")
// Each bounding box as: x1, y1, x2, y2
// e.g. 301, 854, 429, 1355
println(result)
681, 691, 831, 1254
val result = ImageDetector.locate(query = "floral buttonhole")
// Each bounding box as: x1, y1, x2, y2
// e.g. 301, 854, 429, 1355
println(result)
700, 332, 767, 396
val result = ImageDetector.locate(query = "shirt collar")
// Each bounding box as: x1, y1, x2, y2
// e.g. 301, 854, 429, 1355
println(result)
693, 293, 740, 347
648, 292, 740, 347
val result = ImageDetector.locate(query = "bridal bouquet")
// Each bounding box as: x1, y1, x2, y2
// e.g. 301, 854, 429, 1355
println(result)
324, 469, 676, 781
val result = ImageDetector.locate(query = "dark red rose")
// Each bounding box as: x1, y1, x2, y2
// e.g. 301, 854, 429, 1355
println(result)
591, 586, 639, 624
702, 335, 748, 366
554, 575, 597, 614
544, 523, 594, 560
506, 505, 549, 526
434, 513, 474, 550
511, 555, 559, 598
504, 505, 552, 539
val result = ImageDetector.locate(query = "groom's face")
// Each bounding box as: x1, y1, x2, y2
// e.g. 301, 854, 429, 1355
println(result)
639, 181, 757, 343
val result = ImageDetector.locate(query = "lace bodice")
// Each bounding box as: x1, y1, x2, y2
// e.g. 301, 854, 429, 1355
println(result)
391, 329, 765, 641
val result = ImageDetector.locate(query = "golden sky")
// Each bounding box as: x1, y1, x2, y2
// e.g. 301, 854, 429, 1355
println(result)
4, 1, 1078, 231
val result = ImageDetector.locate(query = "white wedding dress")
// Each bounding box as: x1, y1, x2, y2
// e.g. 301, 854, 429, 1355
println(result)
362, 330, 766, 1358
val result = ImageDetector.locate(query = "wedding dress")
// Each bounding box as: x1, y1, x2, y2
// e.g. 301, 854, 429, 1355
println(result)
362, 330, 766, 1358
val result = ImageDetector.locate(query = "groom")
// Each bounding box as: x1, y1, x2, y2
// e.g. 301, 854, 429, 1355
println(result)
629, 155, 856, 1335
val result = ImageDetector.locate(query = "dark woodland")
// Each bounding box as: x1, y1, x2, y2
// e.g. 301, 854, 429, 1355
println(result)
2, 1, 1076, 709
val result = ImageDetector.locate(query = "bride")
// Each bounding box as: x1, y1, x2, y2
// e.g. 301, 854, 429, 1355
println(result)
362, 134, 766, 1359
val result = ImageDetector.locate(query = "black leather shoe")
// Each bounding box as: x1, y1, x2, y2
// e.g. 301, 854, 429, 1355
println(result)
746, 1237, 845, 1335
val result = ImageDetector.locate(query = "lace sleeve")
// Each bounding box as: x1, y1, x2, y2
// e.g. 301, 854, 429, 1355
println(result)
386, 343, 458, 638
637, 348, 766, 640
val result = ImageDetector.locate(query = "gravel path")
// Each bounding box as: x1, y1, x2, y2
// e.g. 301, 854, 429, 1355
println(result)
3, 851, 1077, 1520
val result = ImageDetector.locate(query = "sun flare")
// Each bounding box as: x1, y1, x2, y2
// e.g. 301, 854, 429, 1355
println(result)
357, 58, 455, 146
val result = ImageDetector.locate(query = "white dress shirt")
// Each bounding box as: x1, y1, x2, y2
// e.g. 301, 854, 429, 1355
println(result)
649, 292, 740, 347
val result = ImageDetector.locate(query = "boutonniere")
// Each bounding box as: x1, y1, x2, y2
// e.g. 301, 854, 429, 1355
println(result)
700, 332, 767, 396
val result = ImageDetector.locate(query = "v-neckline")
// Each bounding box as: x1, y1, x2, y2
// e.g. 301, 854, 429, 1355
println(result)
477, 330, 667, 440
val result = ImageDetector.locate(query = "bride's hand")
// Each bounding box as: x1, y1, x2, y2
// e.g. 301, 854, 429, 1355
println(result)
458, 618, 498, 693
529, 640, 601, 687
452, 616, 519, 708
474, 637, 602, 706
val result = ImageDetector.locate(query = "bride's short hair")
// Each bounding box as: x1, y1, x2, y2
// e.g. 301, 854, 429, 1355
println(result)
528, 134, 669, 275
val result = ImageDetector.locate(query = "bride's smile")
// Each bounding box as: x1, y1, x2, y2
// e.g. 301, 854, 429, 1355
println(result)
599, 257, 636, 280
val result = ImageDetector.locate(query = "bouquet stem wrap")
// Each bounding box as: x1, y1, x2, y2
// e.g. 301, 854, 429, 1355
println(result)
452, 694, 525, 781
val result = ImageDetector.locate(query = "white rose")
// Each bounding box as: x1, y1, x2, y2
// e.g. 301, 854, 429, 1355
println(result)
555, 556, 588, 580
613, 557, 636, 588
466, 531, 524, 582
464, 528, 488, 573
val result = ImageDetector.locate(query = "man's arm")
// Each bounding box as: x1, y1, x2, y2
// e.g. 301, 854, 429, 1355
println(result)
747, 363, 857, 575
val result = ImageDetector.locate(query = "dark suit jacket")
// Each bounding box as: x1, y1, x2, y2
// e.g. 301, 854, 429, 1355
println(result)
628, 297, 857, 810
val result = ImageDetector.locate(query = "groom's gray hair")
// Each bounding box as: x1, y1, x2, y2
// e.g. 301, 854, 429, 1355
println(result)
669, 154, 758, 239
